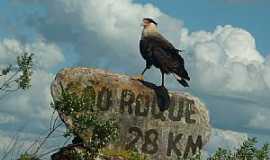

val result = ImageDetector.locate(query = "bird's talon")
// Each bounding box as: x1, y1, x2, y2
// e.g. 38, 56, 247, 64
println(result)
131, 75, 144, 81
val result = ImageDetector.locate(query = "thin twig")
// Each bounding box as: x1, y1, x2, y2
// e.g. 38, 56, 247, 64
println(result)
1, 131, 20, 160
25, 110, 60, 154
49, 110, 56, 131
0, 71, 19, 90
38, 136, 72, 159
32, 122, 63, 156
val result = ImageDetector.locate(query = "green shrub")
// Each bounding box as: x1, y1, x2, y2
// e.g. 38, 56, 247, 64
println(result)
52, 84, 119, 159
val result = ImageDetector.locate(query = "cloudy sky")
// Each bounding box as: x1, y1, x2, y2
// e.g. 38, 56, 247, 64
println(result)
0, 0, 270, 158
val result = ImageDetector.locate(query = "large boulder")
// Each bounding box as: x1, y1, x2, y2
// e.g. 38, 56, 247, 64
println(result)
51, 67, 211, 160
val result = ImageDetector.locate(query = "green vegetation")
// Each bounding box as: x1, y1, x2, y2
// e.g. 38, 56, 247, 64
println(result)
51, 84, 119, 159
16, 52, 34, 90
101, 148, 149, 160
0, 52, 33, 96
207, 138, 270, 160
175, 138, 269, 160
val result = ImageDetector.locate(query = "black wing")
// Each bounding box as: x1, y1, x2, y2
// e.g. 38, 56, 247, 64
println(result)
140, 39, 153, 68
140, 35, 190, 80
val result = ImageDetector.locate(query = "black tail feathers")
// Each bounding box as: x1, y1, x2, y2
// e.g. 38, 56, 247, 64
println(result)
183, 70, 190, 81
177, 78, 189, 87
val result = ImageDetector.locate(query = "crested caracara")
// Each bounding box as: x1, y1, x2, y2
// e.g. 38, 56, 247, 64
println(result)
138, 18, 190, 87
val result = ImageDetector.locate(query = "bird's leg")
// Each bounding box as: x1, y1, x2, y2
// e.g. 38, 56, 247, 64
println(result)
141, 67, 147, 75
137, 67, 148, 80
161, 72, 164, 87
131, 67, 147, 81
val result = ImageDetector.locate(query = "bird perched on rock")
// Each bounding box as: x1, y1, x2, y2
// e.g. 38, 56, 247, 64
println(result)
136, 18, 190, 87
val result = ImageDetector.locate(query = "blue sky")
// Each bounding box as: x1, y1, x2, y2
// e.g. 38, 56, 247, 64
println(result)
0, 0, 270, 158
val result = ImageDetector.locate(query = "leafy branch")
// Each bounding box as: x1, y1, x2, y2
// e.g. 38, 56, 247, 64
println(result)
0, 52, 34, 98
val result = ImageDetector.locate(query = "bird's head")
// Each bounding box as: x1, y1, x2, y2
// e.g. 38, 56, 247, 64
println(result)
142, 18, 158, 29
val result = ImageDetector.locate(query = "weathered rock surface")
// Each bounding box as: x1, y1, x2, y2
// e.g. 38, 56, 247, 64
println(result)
51, 67, 211, 160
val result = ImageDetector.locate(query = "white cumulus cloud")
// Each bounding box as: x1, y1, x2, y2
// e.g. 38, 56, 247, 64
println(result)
181, 25, 268, 93
0, 38, 64, 69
